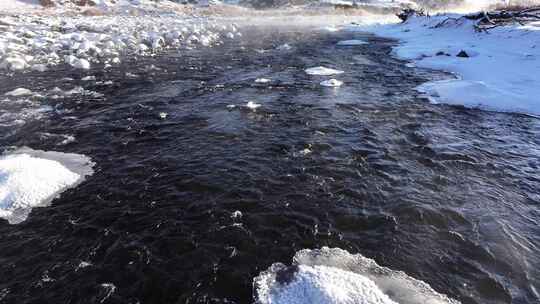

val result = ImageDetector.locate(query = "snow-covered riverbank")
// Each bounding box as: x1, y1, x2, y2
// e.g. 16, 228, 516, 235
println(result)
352, 13, 540, 116
0, 0, 242, 73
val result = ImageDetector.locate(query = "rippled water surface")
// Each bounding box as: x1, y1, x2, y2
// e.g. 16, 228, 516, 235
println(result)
0, 23, 539, 304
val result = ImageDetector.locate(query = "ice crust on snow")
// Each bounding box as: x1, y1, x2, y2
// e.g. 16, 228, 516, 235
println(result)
353, 14, 540, 116
305, 66, 344, 76
254, 247, 460, 304
0, 147, 94, 224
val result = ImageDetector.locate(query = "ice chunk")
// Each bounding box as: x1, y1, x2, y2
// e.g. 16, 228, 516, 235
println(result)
320, 79, 343, 87
305, 66, 344, 76
255, 78, 271, 84
81, 76, 96, 81
5, 88, 33, 97
276, 43, 292, 51
255, 247, 460, 304
245, 101, 261, 110
256, 264, 397, 304
65, 55, 90, 70
231, 210, 242, 219
0, 148, 94, 224
337, 39, 368, 46
1, 56, 27, 71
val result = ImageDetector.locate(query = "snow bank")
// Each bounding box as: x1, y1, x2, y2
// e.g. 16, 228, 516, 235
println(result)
0, 147, 94, 224
254, 247, 460, 304
353, 14, 540, 116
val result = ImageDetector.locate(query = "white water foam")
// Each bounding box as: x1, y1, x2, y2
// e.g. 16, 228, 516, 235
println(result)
0, 147, 94, 224
254, 247, 460, 304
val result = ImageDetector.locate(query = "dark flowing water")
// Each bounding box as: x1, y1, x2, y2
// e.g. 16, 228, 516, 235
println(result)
0, 24, 539, 304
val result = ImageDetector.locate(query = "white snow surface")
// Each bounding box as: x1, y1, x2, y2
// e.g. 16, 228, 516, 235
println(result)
305, 66, 344, 76
255, 247, 460, 304
0, 147, 94, 224
352, 14, 540, 116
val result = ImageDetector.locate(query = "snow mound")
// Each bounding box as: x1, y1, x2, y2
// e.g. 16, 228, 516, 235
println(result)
337, 39, 368, 46
305, 66, 344, 76
254, 247, 460, 304
0, 148, 94, 224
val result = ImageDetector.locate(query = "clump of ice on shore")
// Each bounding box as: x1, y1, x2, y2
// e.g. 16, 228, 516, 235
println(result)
255, 247, 461, 304
0, 147, 94, 224
305, 66, 344, 76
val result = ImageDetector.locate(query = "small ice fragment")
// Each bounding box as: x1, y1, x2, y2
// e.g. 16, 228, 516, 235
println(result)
305, 66, 344, 76
299, 148, 312, 155
226, 104, 236, 109
320, 79, 343, 87
277, 43, 292, 51
231, 210, 242, 219
159, 112, 168, 119
81, 76, 96, 81
246, 101, 261, 110
337, 39, 368, 46
5, 88, 33, 96
255, 78, 271, 84
78, 261, 92, 269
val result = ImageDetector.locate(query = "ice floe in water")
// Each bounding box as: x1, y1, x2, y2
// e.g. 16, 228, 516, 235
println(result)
4, 88, 33, 97
320, 79, 343, 87
0, 147, 94, 224
255, 78, 271, 84
305, 66, 344, 76
254, 247, 460, 304
246, 101, 261, 110
337, 39, 368, 46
